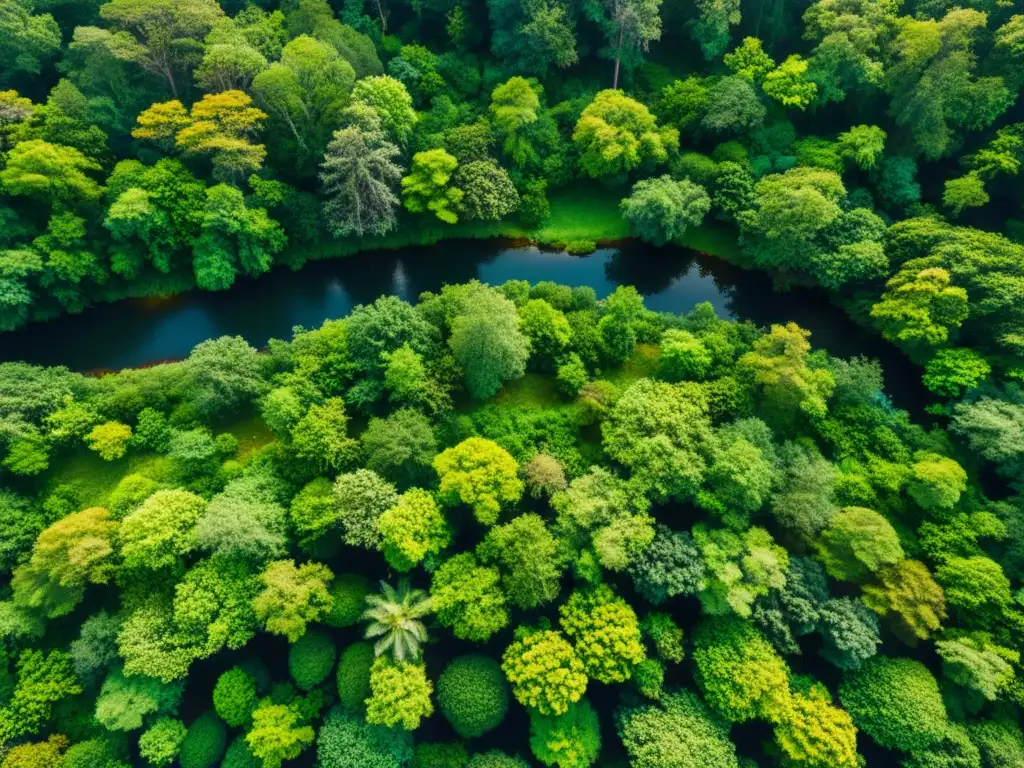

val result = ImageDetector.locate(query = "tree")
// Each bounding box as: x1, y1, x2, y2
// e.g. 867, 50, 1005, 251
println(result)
12, 507, 117, 618
437, 656, 509, 739
213, 668, 258, 728
935, 556, 1012, 628
620, 177, 710, 246
0, 140, 103, 210
379, 489, 451, 572
360, 409, 437, 488
817, 598, 880, 672
922, 348, 990, 397
434, 438, 523, 525
289, 397, 358, 473
529, 699, 601, 768
449, 289, 530, 399
361, 580, 432, 662
518, 299, 571, 369
692, 616, 790, 723
196, 480, 287, 563
402, 149, 463, 224
351, 75, 416, 146
252, 560, 333, 642
250, 35, 354, 177
139, 718, 187, 767
0, 649, 82, 742
119, 489, 205, 571
502, 629, 588, 716
723, 37, 774, 81
490, 77, 540, 163
560, 585, 644, 684
431, 553, 509, 642
573, 90, 676, 179
701, 77, 765, 134
837, 125, 885, 169
616, 689, 739, 768
907, 453, 967, 513
316, 708, 413, 768
97, 0, 225, 97
862, 559, 946, 643
871, 268, 969, 351
0, 0, 60, 81
815, 506, 903, 583
583, 0, 663, 88
839, 657, 948, 753
84, 420, 132, 460
454, 160, 519, 221
762, 55, 817, 110
936, 637, 1014, 706
182, 335, 267, 418
602, 378, 713, 502
319, 121, 402, 238
700, 421, 776, 529
627, 524, 704, 605
488, 0, 579, 76
179, 711, 227, 768
330, 469, 398, 550
944, 173, 989, 217
365, 657, 433, 730
477, 514, 564, 610
739, 323, 835, 419
246, 702, 314, 768
94, 666, 183, 731
773, 684, 858, 768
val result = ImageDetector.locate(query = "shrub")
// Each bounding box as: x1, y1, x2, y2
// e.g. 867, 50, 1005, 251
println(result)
289, 631, 337, 691
325, 572, 373, 628
212, 668, 258, 727
336, 642, 375, 711
178, 712, 227, 768
437, 656, 509, 739
565, 240, 596, 255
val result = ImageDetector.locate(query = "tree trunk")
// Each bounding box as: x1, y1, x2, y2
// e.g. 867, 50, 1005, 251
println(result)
613, 22, 624, 89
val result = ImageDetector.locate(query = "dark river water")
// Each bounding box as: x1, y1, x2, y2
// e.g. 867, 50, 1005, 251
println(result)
0, 239, 922, 408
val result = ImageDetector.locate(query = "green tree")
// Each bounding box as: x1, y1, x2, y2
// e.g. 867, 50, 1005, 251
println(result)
560, 585, 644, 683
360, 409, 437, 488
139, 718, 187, 767
245, 702, 314, 768
617, 688, 739, 768
871, 268, 969, 350
84, 420, 132, 460
179, 711, 226, 768
839, 657, 948, 753
434, 437, 523, 525
907, 453, 967, 513
529, 698, 601, 768
773, 684, 858, 768
502, 628, 588, 716
762, 55, 817, 109
379, 489, 451, 572
583, 0, 663, 88
351, 75, 416, 146
333, 469, 398, 550
402, 149, 463, 224
449, 289, 530, 400
944, 173, 989, 217
477, 514, 564, 610
490, 77, 540, 164
0, 0, 60, 81
365, 657, 433, 731
213, 668, 258, 727
922, 348, 990, 397
454, 160, 519, 221
0, 140, 104, 210
837, 125, 885, 169
12, 507, 117, 618
319, 121, 402, 238
815, 506, 903, 583
861, 560, 946, 642
739, 323, 835, 419
97, 0, 225, 97
431, 552, 509, 642
252, 560, 333, 642
573, 90, 676, 179
723, 37, 774, 81
119, 489, 205, 571
361, 580, 432, 662
620, 176, 710, 246
437, 656, 509, 739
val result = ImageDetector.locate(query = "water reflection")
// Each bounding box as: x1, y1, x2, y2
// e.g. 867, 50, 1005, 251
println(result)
0, 240, 922, 412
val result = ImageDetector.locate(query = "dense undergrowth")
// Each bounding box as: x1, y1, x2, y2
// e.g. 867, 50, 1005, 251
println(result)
0, 279, 1023, 768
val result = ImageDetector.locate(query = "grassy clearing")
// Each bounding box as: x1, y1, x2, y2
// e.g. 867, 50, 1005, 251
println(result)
225, 412, 276, 462
491, 372, 563, 409
533, 183, 631, 246
606, 344, 662, 387
46, 450, 172, 509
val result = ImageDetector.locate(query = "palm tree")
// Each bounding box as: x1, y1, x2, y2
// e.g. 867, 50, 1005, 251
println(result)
361, 580, 432, 662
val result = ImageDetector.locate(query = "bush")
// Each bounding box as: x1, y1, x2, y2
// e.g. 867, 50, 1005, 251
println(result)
565, 240, 596, 255
336, 642, 375, 712
437, 656, 509, 739
212, 668, 258, 728
289, 631, 337, 691
325, 573, 373, 628
178, 712, 227, 768
839, 657, 948, 753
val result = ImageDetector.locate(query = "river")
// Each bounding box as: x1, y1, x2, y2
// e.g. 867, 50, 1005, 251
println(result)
0, 240, 922, 409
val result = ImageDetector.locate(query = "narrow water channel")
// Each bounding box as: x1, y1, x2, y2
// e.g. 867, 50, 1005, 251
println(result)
0, 240, 923, 410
